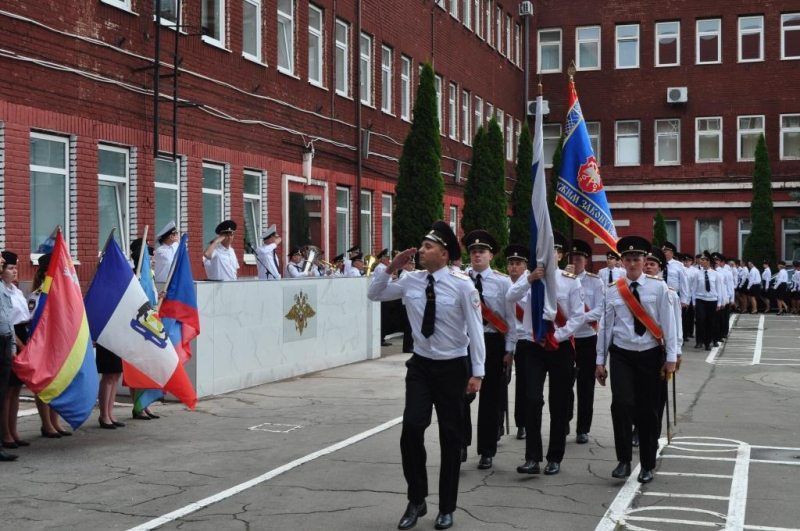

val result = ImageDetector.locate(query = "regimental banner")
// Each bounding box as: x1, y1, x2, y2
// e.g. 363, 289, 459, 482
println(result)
283, 286, 318, 342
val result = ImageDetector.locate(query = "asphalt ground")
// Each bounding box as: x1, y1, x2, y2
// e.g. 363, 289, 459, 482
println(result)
1, 313, 799, 531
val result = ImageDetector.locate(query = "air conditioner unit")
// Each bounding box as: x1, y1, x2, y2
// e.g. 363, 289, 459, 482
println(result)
526, 99, 550, 116
667, 87, 688, 104
519, 1, 534, 17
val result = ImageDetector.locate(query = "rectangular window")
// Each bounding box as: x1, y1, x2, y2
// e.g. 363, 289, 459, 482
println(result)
30, 133, 69, 253
615, 120, 641, 166
202, 163, 224, 247
543, 124, 562, 168
448, 82, 458, 139
506, 14, 512, 58
435, 74, 443, 134
463, 0, 471, 29
277, 0, 295, 74
155, 0, 180, 25
783, 218, 800, 261
616, 24, 640, 69
381, 45, 393, 113
665, 220, 680, 249
516, 119, 522, 154
696, 117, 723, 162
782, 13, 800, 60
201, 0, 225, 46
538, 29, 562, 73
243, 0, 261, 61
739, 15, 764, 62
497, 109, 504, 141
336, 187, 350, 255
450, 0, 458, 19
360, 33, 372, 105
696, 219, 722, 254
496, 6, 502, 52
98, 145, 129, 253
449, 205, 458, 234
243, 170, 262, 255
154, 158, 180, 245
655, 119, 680, 165
360, 190, 373, 254
487, 102, 494, 123
462, 89, 471, 144
308, 4, 324, 85
738, 219, 751, 258
103, 0, 131, 11
781, 114, 800, 159
335, 20, 349, 96
696, 19, 721, 64
506, 115, 514, 161
400, 55, 411, 121
381, 195, 392, 251
474, 96, 483, 134
738, 115, 764, 161
486, 0, 492, 46
475, 0, 482, 38
515, 23, 521, 65
576, 25, 601, 70
586, 121, 601, 163
656, 21, 680, 67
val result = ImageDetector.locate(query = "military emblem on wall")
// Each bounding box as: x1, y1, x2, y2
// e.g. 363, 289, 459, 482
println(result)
283, 287, 318, 341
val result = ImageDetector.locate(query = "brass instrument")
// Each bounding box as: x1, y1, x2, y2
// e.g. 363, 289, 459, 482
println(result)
364, 254, 379, 276
301, 245, 323, 273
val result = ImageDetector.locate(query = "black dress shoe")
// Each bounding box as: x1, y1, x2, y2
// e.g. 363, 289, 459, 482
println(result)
516, 427, 526, 440
0, 450, 19, 462
638, 469, 654, 483
2, 441, 18, 449
41, 428, 62, 438
477, 456, 493, 470
397, 501, 427, 530
460, 447, 467, 463
516, 460, 540, 474
435, 513, 453, 530
544, 461, 560, 475
713, 341, 720, 347
694, 342, 702, 349
632, 434, 639, 448
98, 420, 117, 430
576, 433, 589, 444
612, 461, 631, 478
55, 429, 72, 437
705, 345, 712, 351
381, 341, 392, 347
112, 420, 126, 427
144, 411, 160, 419
14, 439, 31, 447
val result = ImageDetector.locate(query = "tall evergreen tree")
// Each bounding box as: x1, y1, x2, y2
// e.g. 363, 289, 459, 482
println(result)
510, 120, 533, 246
547, 134, 572, 237
394, 62, 444, 251
652, 209, 668, 247
743, 134, 777, 267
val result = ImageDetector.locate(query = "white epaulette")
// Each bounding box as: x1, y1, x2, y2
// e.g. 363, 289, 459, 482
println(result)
585, 272, 600, 278
451, 270, 471, 280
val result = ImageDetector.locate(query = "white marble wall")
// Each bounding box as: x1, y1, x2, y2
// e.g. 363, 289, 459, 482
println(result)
189, 277, 381, 398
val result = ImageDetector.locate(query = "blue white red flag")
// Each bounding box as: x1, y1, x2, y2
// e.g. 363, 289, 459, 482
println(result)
132, 238, 164, 414
159, 234, 200, 367
556, 80, 618, 250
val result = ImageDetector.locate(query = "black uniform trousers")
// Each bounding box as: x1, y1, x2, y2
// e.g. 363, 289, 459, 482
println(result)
683, 304, 694, 339
513, 349, 527, 429
574, 335, 598, 435
694, 299, 717, 347
476, 332, 506, 457
401, 353, 469, 514
520, 339, 574, 463
609, 345, 662, 471
0, 334, 12, 422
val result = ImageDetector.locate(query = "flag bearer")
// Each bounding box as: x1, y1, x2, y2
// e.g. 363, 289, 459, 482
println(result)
505, 244, 530, 441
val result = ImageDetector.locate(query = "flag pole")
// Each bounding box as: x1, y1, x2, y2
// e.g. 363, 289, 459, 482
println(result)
157, 235, 181, 312
567, 62, 577, 250
135, 225, 150, 280
87, 227, 116, 287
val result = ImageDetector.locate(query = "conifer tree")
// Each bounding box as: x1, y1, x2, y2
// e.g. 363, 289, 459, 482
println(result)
743, 134, 777, 267
510, 120, 533, 246
652, 209, 668, 248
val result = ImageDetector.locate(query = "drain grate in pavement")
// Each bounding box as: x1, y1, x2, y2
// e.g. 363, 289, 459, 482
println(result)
248, 422, 304, 433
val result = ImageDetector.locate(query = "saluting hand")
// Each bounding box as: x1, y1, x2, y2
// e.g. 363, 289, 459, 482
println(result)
387, 248, 417, 275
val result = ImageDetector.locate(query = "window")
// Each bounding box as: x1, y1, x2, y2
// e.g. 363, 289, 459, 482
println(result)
515, 24, 521, 65
696, 117, 722, 162
360, 33, 372, 105
696, 219, 722, 254
516, 119, 522, 154
506, 115, 514, 161
400, 56, 411, 121
783, 219, 800, 261
738, 219, 750, 258
576, 26, 601, 70
487, 102, 494, 123
475, 0, 482, 38
30, 133, 69, 253
656, 21, 680, 67
277, 0, 294, 74
782, 13, 800, 60
202, 163, 224, 246
154, 158, 180, 245
335, 20, 349, 96
474, 96, 483, 134
737, 115, 764, 161
696, 19, 721, 64
450, 0, 458, 19
243, 0, 261, 61
449, 205, 458, 234
360, 190, 372, 254
155, 0, 180, 25
538, 29, 562, 73
586, 121, 601, 163
496, 7, 502, 52
655, 119, 680, 165
506, 14, 512, 59
243, 171, 262, 255
781, 114, 800, 159
435, 74, 443, 134
103, 0, 131, 11
381, 45, 393, 113
202, 0, 225, 46
98, 145, 129, 254
497, 109, 504, 141
308, 5, 323, 85
738, 16, 764, 62
615, 120, 641, 166
485, 0, 492, 46
336, 187, 350, 255
381, 195, 392, 251
616, 24, 640, 69
463, 0, 471, 29
664, 220, 680, 249
462, 89, 471, 144
543, 124, 562, 168
448, 82, 458, 139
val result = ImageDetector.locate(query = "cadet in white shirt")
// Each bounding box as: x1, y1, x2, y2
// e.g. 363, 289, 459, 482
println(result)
372, 249, 392, 347
661, 242, 689, 343
346, 254, 365, 277
203, 220, 239, 281
761, 261, 773, 312
255, 224, 281, 280
154, 221, 179, 283
774, 261, 790, 315
598, 250, 624, 286
746, 261, 763, 314
504, 244, 531, 442
691, 251, 725, 350
367, 220, 485, 531
285, 247, 315, 278
682, 253, 698, 340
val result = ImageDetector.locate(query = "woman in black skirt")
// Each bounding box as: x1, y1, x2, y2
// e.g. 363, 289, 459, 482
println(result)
97, 344, 124, 429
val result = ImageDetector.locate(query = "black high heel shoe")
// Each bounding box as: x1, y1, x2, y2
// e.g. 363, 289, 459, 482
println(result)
2, 440, 19, 449
98, 419, 117, 430
41, 428, 62, 438
55, 429, 72, 437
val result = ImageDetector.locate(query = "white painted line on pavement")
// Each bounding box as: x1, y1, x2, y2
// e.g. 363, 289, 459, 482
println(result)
17, 409, 39, 418
750, 459, 800, 467
752, 315, 765, 365
706, 314, 738, 364
726, 443, 750, 531
660, 454, 737, 462
750, 444, 800, 451
625, 515, 719, 528
126, 416, 403, 531
743, 525, 800, 531
658, 471, 733, 479
643, 491, 730, 501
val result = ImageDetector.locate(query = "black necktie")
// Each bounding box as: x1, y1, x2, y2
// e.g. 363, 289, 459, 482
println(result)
421, 275, 436, 338
608, 270, 613, 284
705, 271, 711, 292
475, 273, 488, 325
630, 281, 646, 336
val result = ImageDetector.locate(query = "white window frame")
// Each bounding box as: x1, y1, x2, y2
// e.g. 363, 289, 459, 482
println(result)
782, 13, 800, 60
449, 205, 458, 233
737, 115, 765, 162
586, 121, 601, 164
448, 82, 458, 140
475, 0, 482, 39
695, 117, 723, 163
474, 96, 483, 134
505, 114, 514, 161
780, 113, 800, 160
696, 18, 722, 65
101, 0, 132, 12
654, 118, 681, 166
98, 144, 130, 254
201, 0, 226, 48
450, 0, 458, 19
335, 19, 349, 97
664, 219, 680, 250
336, 186, 351, 255
154, 0, 181, 28
462, 89, 471, 145
486, 0, 492, 47
506, 14, 512, 60
360, 32, 373, 106
277, 0, 295, 74
435, 74, 443, 135
360, 190, 373, 254
487, 102, 494, 123
496, 6, 503, 52
543, 123, 562, 168
154, 157, 181, 243
463, 0, 471, 29
381, 45, 393, 114
242, 0, 262, 62
381, 194, 392, 251
615, 120, 641, 166
308, 4, 324, 86
616, 24, 640, 69
515, 23, 521, 66
497, 109, 505, 141
696, 219, 723, 254
782, 218, 800, 261
576, 25, 601, 71
738, 15, 764, 63
400, 55, 411, 121
537, 28, 562, 73
655, 21, 680, 67
202, 162, 225, 245
30, 132, 70, 255
738, 218, 751, 259
243, 170, 262, 258
515, 119, 522, 155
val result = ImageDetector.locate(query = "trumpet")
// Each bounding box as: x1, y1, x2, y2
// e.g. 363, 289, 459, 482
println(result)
364, 254, 379, 276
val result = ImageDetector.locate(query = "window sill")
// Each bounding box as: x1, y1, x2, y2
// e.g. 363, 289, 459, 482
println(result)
576, 66, 601, 72
655, 162, 681, 167
655, 63, 680, 68
696, 60, 722, 65
278, 68, 301, 80
336, 91, 354, 101
29, 254, 80, 266
361, 101, 376, 109
615, 163, 641, 167
310, 80, 328, 91
243, 53, 267, 67
737, 158, 755, 163
780, 56, 800, 61
537, 69, 562, 75
202, 36, 231, 52
100, 0, 139, 16
381, 109, 395, 117
696, 159, 723, 164
244, 254, 256, 266
737, 58, 764, 64
615, 65, 640, 70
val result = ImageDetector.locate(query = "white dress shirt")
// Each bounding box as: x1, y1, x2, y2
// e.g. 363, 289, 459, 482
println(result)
256, 243, 281, 280
576, 271, 605, 339
774, 268, 788, 287
508, 277, 528, 343
721, 266, 735, 303
665, 258, 690, 305
507, 269, 585, 344
368, 267, 486, 376
374, 263, 387, 276
285, 261, 314, 278
4, 283, 30, 325
206, 245, 239, 281
762, 267, 772, 288
747, 267, 761, 289
667, 287, 683, 356
737, 267, 748, 288
691, 267, 725, 307
598, 266, 625, 286
468, 268, 517, 352
597, 273, 678, 364
154, 242, 178, 283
